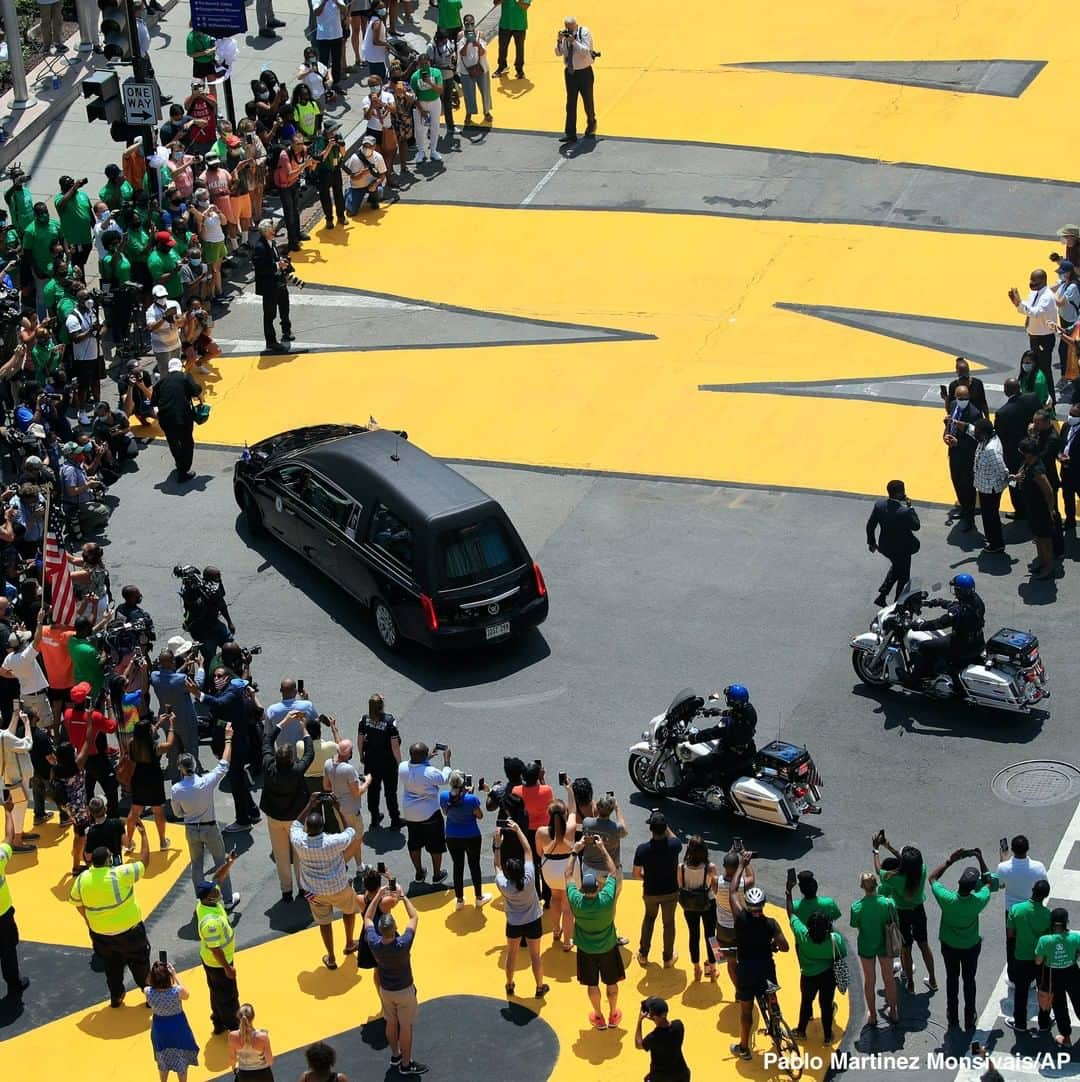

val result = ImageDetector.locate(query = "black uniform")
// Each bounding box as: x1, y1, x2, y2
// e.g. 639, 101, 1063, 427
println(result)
690, 703, 758, 786
913, 592, 986, 676
358, 711, 401, 825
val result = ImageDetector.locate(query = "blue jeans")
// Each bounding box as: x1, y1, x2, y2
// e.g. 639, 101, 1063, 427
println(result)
185, 822, 234, 904
345, 185, 381, 214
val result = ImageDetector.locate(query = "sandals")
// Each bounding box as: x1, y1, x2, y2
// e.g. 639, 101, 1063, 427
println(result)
343, 941, 359, 955
535, 983, 550, 998
322, 954, 338, 970
704, 964, 717, 981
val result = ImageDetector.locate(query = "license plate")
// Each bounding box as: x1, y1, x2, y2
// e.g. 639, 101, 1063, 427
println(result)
485, 621, 511, 641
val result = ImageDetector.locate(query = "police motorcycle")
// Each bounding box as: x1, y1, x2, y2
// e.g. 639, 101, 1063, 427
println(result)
850, 576, 1048, 714
627, 687, 823, 829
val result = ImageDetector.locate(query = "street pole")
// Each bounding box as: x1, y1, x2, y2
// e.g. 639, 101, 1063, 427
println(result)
0, 0, 36, 109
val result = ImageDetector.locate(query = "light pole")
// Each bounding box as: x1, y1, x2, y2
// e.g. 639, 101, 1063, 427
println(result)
0, 0, 36, 109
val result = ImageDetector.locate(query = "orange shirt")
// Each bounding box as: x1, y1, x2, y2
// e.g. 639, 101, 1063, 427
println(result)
512, 783, 555, 831
38, 624, 75, 689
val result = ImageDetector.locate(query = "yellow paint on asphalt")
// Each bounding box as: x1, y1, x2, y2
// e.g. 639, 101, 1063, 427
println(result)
488, 0, 1070, 178
198, 205, 1044, 504
8, 885, 845, 1081
7, 812, 187, 947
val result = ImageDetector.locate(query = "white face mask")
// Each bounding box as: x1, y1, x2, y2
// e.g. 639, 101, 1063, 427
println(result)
1067, 415, 1080, 426
1021, 363, 1034, 373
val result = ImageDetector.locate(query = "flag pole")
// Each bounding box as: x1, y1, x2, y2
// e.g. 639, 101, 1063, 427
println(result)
40, 490, 51, 599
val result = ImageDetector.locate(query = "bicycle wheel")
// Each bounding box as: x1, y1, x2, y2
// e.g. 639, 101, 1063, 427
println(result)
770, 1012, 803, 1080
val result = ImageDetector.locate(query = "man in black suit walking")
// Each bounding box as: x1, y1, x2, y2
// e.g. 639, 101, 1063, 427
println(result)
866, 479, 921, 607
994, 377, 1042, 519
251, 219, 294, 353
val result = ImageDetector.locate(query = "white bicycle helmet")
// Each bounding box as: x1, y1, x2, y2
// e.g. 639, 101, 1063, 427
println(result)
744, 886, 766, 907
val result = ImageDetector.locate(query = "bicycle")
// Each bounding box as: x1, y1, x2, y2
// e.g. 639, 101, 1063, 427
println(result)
755, 978, 802, 1080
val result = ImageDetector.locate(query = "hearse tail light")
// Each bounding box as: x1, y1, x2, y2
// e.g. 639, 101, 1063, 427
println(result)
420, 593, 439, 632
533, 562, 547, 598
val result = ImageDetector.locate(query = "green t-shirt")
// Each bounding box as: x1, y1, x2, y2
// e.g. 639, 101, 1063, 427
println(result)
880, 864, 927, 909
792, 896, 841, 924
1035, 930, 1080, 969
567, 876, 616, 954
437, 0, 462, 28
410, 67, 444, 102
31, 341, 62, 385
187, 28, 216, 59
43, 277, 70, 316
931, 879, 990, 950
99, 250, 132, 287
68, 637, 104, 696
850, 893, 896, 958
21, 217, 62, 276
499, 0, 528, 31
313, 136, 344, 179
98, 179, 134, 211
54, 189, 93, 246
4, 184, 34, 233
171, 229, 191, 258
124, 226, 152, 265
147, 247, 183, 299
1007, 900, 1051, 963
55, 294, 78, 345
790, 915, 846, 977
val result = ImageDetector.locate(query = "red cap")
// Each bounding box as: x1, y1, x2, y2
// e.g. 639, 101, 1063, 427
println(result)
70, 681, 92, 703
154, 230, 176, 247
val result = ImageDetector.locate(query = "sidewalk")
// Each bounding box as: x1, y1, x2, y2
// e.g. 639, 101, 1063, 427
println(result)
0, 0, 490, 197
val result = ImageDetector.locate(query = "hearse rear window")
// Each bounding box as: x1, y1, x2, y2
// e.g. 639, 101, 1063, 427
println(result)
439, 518, 520, 586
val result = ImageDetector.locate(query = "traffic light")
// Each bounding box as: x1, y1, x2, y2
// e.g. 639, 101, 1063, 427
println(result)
98, 0, 132, 60
83, 70, 123, 124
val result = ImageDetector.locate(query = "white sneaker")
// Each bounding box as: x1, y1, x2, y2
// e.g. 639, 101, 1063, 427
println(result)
415, 153, 428, 163
455, 898, 465, 910
431, 151, 443, 162
475, 893, 492, 907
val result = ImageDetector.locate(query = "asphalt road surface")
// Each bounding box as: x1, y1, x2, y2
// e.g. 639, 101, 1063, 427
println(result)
69, 442, 1080, 1079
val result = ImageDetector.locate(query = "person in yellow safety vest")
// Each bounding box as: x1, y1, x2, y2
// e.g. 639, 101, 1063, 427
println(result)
70, 815, 151, 1007
197, 846, 242, 1035
1, 790, 30, 998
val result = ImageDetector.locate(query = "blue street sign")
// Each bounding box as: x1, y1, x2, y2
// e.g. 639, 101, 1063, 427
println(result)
190, 0, 248, 37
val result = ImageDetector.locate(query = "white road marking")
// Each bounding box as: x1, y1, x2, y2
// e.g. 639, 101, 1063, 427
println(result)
442, 686, 568, 709
214, 339, 344, 353
955, 796, 1080, 1082
520, 156, 568, 206
231, 293, 430, 311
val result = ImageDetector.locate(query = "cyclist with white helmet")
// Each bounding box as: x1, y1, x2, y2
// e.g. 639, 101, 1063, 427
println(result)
728, 852, 789, 1061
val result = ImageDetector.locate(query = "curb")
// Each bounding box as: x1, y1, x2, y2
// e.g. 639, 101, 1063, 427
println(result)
0, 0, 181, 169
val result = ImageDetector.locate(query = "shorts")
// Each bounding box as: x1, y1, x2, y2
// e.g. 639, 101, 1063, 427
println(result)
212, 195, 237, 225
576, 945, 626, 987
47, 686, 72, 706
735, 959, 777, 1002
231, 193, 252, 222
406, 811, 446, 855
308, 885, 361, 925
202, 239, 226, 265
898, 905, 928, 947
378, 984, 418, 1026
71, 355, 98, 392
507, 917, 543, 941
714, 924, 737, 948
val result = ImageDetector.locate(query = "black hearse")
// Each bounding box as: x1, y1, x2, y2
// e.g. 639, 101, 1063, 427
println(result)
233, 424, 549, 650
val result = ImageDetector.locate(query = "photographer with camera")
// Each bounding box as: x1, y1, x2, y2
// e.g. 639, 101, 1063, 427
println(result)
312, 120, 347, 230
119, 360, 156, 426
252, 219, 294, 352
555, 17, 597, 144
64, 289, 103, 410
344, 136, 389, 214
91, 401, 138, 463
146, 283, 183, 378
59, 442, 109, 538
361, 76, 399, 185
636, 997, 690, 1082
175, 565, 235, 682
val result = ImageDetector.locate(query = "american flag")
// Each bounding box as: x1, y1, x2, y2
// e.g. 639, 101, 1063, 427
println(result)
43, 501, 76, 627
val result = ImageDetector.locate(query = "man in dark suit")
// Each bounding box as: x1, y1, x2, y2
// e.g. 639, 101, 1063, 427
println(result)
940, 357, 989, 418
149, 358, 203, 482
251, 219, 293, 353
943, 384, 982, 529
866, 479, 921, 607
994, 377, 1042, 519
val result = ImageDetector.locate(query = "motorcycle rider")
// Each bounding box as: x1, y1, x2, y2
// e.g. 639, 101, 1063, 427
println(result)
683, 685, 758, 789
910, 574, 986, 680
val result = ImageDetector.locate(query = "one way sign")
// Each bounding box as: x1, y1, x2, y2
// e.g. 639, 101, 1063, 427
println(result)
122, 79, 160, 126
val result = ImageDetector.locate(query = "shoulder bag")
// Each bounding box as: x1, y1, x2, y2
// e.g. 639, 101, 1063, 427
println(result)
832, 933, 850, 994
884, 900, 904, 958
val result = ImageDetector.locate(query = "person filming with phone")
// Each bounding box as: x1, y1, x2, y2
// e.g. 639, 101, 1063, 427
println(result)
635, 996, 690, 1082
399, 740, 452, 884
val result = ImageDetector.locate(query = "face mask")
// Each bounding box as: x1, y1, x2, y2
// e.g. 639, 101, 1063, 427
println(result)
1068, 415, 1080, 426
189, 257, 203, 269
34, 212, 48, 224
1022, 363, 1034, 373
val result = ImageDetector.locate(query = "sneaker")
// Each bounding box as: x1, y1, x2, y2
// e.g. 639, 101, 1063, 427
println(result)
475, 893, 492, 907
455, 898, 465, 910
1004, 1019, 1029, 1033
388, 819, 404, 831
195, 364, 212, 375
493, 65, 508, 75
399, 1063, 429, 1075
415, 153, 428, 164
730, 1043, 752, 1060
924, 978, 938, 992
607, 1008, 622, 1027
430, 151, 443, 162
432, 869, 448, 884
298, 233, 311, 241
414, 867, 427, 881
390, 1054, 402, 1067
535, 983, 550, 997
874, 593, 888, 607
267, 17, 286, 26
636, 952, 648, 966
281, 331, 295, 343
663, 950, 679, 968
616, 935, 629, 946
589, 1011, 607, 1030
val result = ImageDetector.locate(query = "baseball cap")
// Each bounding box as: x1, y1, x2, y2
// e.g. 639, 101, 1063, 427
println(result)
581, 872, 599, 892
195, 880, 218, 900
70, 681, 92, 703
168, 357, 183, 372
361, 134, 377, 146
225, 133, 242, 147
205, 154, 221, 166
1058, 224, 1080, 239
1060, 260, 1075, 273
61, 441, 80, 457
958, 867, 981, 893
23, 455, 42, 468
229, 677, 250, 689
154, 230, 175, 247
152, 284, 168, 298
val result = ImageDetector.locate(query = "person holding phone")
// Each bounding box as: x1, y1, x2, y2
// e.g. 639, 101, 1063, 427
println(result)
440, 770, 489, 909
996, 834, 1047, 982
494, 818, 549, 999
195, 850, 242, 1036
874, 834, 938, 993
266, 677, 318, 747
145, 959, 199, 1080
786, 881, 845, 1044
850, 871, 899, 1028
399, 741, 452, 884
929, 847, 995, 1030
536, 799, 574, 950
512, 760, 554, 903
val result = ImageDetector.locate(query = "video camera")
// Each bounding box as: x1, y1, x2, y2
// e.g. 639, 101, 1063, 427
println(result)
99, 613, 155, 663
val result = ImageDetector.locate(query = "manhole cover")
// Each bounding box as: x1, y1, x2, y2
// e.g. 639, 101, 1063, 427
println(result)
991, 761, 1080, 807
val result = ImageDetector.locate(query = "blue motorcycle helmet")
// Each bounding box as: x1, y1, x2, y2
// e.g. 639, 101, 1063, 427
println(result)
724, 683, 750, 706
950, 573, 976, 594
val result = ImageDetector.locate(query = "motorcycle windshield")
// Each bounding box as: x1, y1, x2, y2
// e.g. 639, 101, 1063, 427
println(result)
666, 688, 702, 721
